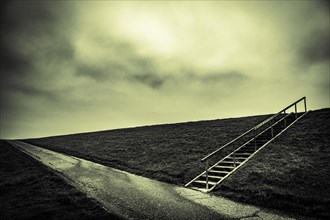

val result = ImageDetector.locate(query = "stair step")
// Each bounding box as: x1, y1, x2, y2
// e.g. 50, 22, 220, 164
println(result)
237, 150, 256, 153
214, 165, 235, 169
208, 170, 230, 174
202, 175, 223, 179
194, 180, 217, 185
227, 156, 247, 160
220, 160, 242, 164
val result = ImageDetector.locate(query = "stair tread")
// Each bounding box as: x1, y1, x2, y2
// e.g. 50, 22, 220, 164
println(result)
220, 160, 242, 164
202, 175, 223, 179
208, 170, 230, 173
227, 156, 247, 160
194, 180, 217, 185
214, 165, 235, 169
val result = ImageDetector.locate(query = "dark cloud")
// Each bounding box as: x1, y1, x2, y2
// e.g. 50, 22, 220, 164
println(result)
0, 1, 67, 33
0, 1, 76, 135
7, 83, 60, 102
0, 1, 74, 78
75, 56, 131, 81
199, 71, 248, 83
73, 36, 166, 90
180, 71, 249, 86
319, 0, 329, 8
299, 29, 330, 65
0, 1, 328, 139
132, 73, 167, 89
0, 43, 32, 75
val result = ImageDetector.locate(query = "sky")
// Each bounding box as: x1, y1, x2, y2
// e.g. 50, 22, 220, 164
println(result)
0, 1, 329, 139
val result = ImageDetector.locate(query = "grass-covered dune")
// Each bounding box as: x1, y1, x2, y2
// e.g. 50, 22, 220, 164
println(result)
25, 108, 330, 218
0, 140, 122, 219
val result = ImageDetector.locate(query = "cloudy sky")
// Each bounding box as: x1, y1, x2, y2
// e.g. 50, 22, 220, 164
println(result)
1, 1, 329, 139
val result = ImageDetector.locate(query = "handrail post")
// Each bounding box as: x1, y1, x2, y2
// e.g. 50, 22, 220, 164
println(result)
284, 110, 287, 127
205, 160, 209, 190
304, 97, 307, 112
270, 119, 274, 137
294, 103, 297, 119
232, 143, 236, 167
254, 128, 257, 150
233, 151, 236, 167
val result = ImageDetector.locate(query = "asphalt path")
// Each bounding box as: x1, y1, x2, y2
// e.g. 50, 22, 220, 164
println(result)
7, 140, 297, 220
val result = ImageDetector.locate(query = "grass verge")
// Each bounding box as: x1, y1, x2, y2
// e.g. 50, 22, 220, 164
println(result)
0, 140, 122, 219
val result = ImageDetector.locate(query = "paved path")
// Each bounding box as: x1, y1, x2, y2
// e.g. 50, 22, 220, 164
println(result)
8, 140, 297, 220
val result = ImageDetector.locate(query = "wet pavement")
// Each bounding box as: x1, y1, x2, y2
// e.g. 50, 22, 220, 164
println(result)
8, 140, 298, 220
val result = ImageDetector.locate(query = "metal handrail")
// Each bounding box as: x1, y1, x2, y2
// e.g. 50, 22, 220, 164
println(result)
201, 97, 306, 162
184, 112, 295, 189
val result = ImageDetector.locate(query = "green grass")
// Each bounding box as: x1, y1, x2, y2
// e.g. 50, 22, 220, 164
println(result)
0, 140, 122, 219
24, 109, 330, 218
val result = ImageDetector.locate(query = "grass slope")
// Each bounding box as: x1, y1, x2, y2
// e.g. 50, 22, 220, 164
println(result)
25, 114, 269, 185
216, 109, 330, 219
0, 140, 122, 219
24, 109, 330, 218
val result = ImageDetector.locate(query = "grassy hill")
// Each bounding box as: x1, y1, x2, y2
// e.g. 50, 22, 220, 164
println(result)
24, 114, 270, 184
216, 109, 330, 219
24, 108, 330, 218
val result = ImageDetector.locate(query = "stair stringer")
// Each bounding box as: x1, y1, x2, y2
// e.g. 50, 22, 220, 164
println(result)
190, 111, 309, 192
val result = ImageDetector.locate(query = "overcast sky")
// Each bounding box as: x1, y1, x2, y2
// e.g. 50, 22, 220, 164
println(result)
1, 1, 329, 139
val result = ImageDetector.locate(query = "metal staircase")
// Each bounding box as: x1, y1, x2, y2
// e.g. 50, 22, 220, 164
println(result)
185, 97, 308, 192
